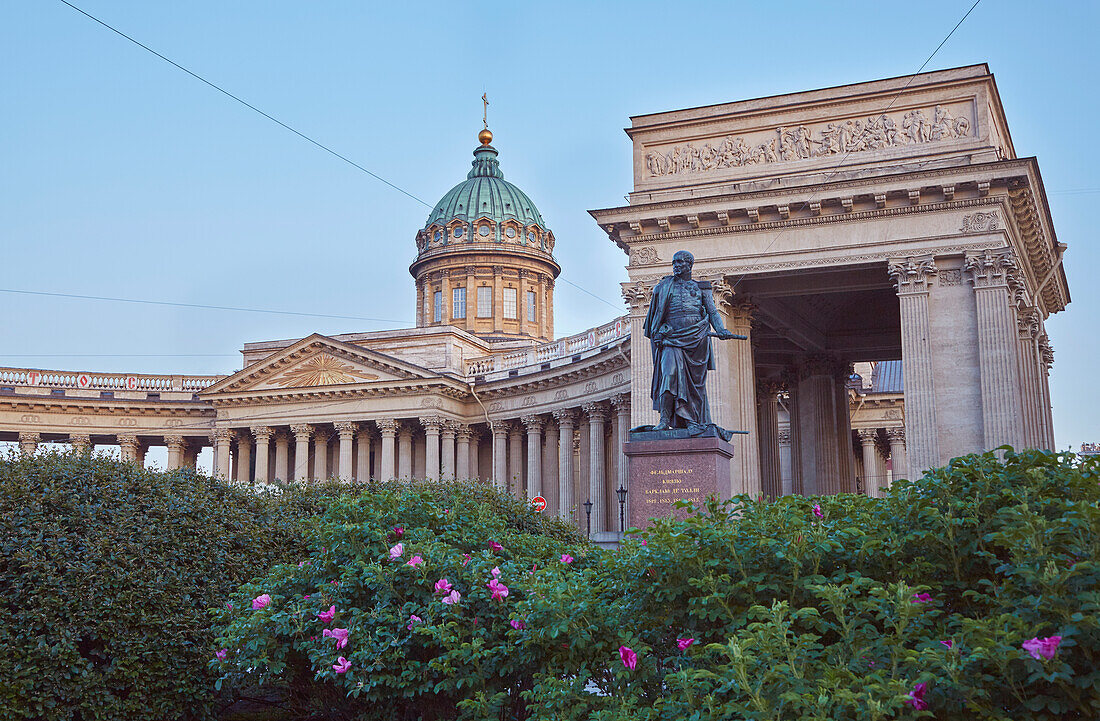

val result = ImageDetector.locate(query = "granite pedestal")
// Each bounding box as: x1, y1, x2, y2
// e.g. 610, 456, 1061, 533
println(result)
624, 429, 735, 529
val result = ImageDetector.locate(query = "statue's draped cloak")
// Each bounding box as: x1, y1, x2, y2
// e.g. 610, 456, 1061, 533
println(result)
643, 277, 715, 428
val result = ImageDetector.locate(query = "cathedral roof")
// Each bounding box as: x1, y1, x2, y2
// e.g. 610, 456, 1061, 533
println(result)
423, 132, 547, 231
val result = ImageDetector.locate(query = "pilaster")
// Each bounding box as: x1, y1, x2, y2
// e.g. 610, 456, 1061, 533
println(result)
553, 409, 577, 522
522, 415, 544, 499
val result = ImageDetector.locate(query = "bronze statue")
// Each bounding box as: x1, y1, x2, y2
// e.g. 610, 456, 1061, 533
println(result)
641, 250, 743, 440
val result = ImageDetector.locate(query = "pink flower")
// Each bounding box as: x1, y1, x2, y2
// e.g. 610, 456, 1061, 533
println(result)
491, 566, 502, 578
333, 656, 351, 674
561, 554, 574, 565
904, 682, 928, 710
1022, 635, 1062, 660
391, 526, 404, 540
317, 605, 336, 624
406, 614, 422, 630
911, 593, 933, 604
941, 639, 954, 649
434, 578, 453, 594
215, 648, 227, 661
510, 619, 527, 630
619, 645, 638, 670
812, 503, 823, 519
251, 594, 272, 610
488, 541, 503, 552
441, 590, 461, 605
303, 594, 311, 600
406, 555, 424, 567
462, 553, 472, 566
323, 627, 350, 649
389, 542, 404, 560
487, 578, 509, 600
677, 638, 695, 651
225, 602, 233, 610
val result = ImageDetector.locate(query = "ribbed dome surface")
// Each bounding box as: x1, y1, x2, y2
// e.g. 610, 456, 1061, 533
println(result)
423, 145, 546, 229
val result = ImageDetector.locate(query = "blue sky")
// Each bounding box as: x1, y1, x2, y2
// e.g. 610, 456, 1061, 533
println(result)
2, 0, 1097, 450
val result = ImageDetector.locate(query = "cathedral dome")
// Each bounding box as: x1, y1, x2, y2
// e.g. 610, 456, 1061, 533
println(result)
410, 129, 560, 343
423, 143, 547, 233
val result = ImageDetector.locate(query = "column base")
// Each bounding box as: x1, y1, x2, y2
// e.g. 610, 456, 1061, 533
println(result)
624, 435, 734, 530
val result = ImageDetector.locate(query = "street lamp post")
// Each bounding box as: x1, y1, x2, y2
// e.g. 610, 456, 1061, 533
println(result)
615, 485, 628, 533
583, 498, 593, 539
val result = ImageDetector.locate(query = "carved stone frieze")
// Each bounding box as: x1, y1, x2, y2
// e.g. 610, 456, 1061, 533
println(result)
939, 270, 962, 286
631, 246, 660, 265
960, 211, 1000, 233
644, 105, 971, 177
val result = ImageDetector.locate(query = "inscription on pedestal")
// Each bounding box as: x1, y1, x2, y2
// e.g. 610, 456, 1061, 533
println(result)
624, 435, 734, 529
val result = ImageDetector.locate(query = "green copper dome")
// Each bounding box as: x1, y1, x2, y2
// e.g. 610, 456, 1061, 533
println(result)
424, 143, 547, 230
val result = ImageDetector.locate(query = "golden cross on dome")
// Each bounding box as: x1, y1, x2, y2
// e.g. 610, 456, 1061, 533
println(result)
482, 93, 489, 129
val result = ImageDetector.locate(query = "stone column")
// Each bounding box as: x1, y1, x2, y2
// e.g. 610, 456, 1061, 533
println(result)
378, 419, 397, 480
455, 425, 472, 479
778, 428, 793, 496
69, 433, 91, 453
415, 279, 425, 327
291, 424, 312, 482
543, 418, 560, 515
492, 423, 508, 490
274, 431, 289, 482
312, 430, 329, 481
1037, 334, 1056, 449
136, 443, 148, 468
441, 422, 457, 480
236, 434, 252, 484
583, 402, 608, 533
507, 422, 524, 498
610, 394, 631, 522
756, 381, 782, 498
397, 422, 413, 480
857, 429, 880, 497
621, 281, 655, 428
250, 427, 272, 483
468, 428, 481, 479
421, 417, 442, 481
440, 270, 451, 324
796, 357, 842, 495
492, 265, 504, 333
18, 431, 40, 456
719, 292, 761, 498
783, 372, 804, 496
965, 250, 1025, 450
889, 258, 940, 481
118, 433, 139, 463
334, 422, 356, 481
522, 416, 544, 500
517, 269, 528, 336
553, 410, 576, 522
214, 429, 234, 479
165, 434, 187, 471
834, 366, 855, 493
356, 427, 373, 481
886, 427, 907, 483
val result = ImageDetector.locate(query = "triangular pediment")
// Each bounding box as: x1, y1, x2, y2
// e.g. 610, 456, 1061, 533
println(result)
201, 334, 438, 396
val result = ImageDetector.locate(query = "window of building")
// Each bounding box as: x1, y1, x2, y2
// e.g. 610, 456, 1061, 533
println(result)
433, 291, 442, 323
503, 287, 517, 319
477, 286, 492, 317
527, 290, 536, 322
453, 287, 466, 319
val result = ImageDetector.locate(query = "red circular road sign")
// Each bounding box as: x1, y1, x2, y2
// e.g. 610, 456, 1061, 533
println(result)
531, 496, 547, 512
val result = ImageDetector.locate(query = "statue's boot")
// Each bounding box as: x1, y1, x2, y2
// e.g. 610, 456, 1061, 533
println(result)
652, 394, 675, 431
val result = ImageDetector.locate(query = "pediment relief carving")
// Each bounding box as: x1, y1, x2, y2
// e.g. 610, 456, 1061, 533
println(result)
202, 335, 438, 396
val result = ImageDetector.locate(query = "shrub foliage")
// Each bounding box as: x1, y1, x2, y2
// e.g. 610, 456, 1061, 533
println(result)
0, 451, 322, 721
214, 448, 1100, 720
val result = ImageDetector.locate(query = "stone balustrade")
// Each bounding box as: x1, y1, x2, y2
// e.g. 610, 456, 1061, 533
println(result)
465, 315, 628, 378
0, 367, 222, 392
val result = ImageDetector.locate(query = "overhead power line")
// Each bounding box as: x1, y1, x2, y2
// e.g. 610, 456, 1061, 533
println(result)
56, 0, 433, 209
0, 288, 411, 324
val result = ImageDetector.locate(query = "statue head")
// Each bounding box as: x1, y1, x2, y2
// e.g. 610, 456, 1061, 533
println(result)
671, 250, 694, 279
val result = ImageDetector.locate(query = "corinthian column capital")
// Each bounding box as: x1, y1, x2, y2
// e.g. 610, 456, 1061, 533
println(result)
888, 256, 937, 294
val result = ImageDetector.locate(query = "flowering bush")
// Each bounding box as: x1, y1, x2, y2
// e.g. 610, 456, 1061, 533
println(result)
0, 450, 326, 721
211, 479, 587, 720
514, 447, 1100, 720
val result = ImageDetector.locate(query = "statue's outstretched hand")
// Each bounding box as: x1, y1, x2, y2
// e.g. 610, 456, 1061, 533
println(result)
715, 329, 738, 340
